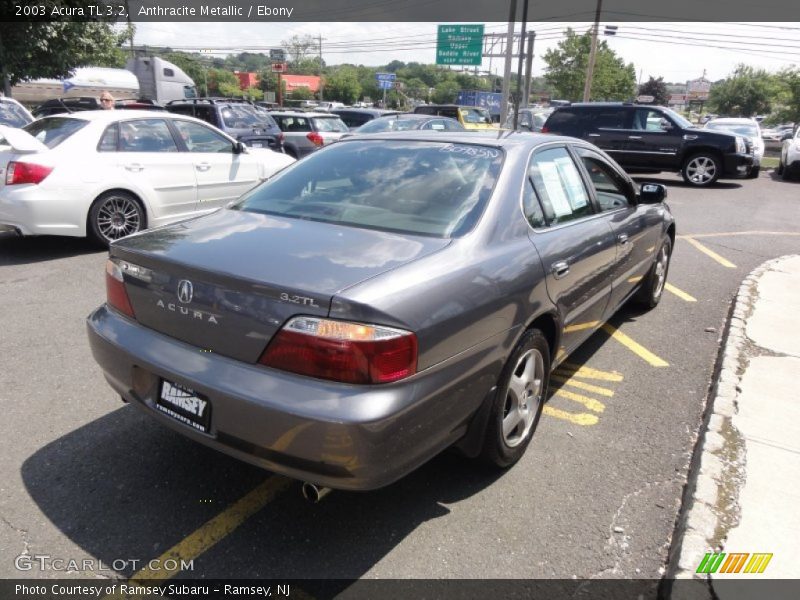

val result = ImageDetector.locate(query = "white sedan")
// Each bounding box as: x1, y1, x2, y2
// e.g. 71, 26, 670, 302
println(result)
0, 111, 295, 245
704, 117, 764, 178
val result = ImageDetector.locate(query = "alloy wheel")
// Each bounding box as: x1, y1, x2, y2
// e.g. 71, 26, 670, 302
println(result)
685, 156, 717, 185
96, 195, 142, 241
502, 348, 544, 448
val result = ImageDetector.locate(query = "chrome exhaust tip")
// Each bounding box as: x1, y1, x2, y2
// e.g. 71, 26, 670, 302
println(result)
301, 482, 332, 503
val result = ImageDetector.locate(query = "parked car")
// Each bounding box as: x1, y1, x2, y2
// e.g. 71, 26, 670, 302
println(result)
0, 97, 34, 128
504, 108, 552, 132
86, 131, 675, 492
542, 103, 753, 186
165, 98, 284, 153
777, 127, 800, 181
704, 117, 764, 178
413, 104, 498, 130
0, 111, 294, 245
330, 107, 400, 129
32, 96, 165, 118
269, 111, 349, 158
344, 113, 464, 136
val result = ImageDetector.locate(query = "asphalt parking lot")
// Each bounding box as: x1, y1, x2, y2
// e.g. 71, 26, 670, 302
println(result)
1, 170, 799, 585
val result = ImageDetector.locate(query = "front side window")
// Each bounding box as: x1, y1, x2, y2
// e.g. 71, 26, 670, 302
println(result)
460, 108, 492, 124
634, 109, 670, 132
119, 119, 178, 153
235, 140, 504, 238
172, 120, 233, 153
576, 150, 633, 212
528, 147, 593, 225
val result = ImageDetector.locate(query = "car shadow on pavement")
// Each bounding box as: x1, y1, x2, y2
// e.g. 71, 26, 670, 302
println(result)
0, 233, 104, 266
21, 400, 509, 581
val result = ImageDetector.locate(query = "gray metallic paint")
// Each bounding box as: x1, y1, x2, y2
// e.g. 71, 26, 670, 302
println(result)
87, 131, 674, 490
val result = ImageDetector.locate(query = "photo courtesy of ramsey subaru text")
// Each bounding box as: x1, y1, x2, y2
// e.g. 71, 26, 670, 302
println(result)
87, 131, 675, 492
0, 111, 294, 246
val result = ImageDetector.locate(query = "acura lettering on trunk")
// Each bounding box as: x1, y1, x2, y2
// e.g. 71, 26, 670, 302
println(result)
87, 132, 675, 492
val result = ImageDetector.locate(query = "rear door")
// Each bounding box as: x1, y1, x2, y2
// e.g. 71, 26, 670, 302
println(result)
524, 145, 617, 356
584, 107, 633, 159
170, 119, 260, 210
108, 118, 198, 221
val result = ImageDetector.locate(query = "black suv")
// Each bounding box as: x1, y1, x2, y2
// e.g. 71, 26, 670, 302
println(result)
165, 98, 284, 153
542, 103, 753, 186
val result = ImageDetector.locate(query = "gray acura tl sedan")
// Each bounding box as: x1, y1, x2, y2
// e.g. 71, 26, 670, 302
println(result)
87, 131, 675, 492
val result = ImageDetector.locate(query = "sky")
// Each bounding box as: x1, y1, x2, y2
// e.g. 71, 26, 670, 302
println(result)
131, 21, 800, 84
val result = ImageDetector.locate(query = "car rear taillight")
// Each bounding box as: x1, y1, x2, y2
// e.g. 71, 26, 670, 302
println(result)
278, 132, 285, 144
5, 161, 53, 185
259, 317, 417, 384
105, 259, 135, 318
306, 132, 324, 147
540, 125, 549, 133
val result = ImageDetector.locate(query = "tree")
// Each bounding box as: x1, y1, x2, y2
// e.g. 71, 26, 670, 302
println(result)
290, 87, 314, 100
708, 64, 778, 117
282, 34, 318, 63
543, 28, 636, 101
637, 76, 670, 105
325, 67, 361, 104
432, 80, 459, 104
0, 12, 130, 95
773, 68, 800, 124
207, 68, 239, 96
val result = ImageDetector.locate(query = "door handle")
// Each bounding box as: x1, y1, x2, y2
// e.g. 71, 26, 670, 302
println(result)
195, 163, 211, 172
628, 135, 642, 140
683, 134, 698, 141
551, 261, 570, 279
124, 163, 143, 172
617, 233, 629, 245
587, 133, 601, 137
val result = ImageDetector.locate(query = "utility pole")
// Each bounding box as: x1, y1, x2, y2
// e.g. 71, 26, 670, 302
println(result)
524, 32, 535, 109
513, 0, 529, 129
582, 0, 603, 102
318, 33, 324, 102
500, 0, 517, 126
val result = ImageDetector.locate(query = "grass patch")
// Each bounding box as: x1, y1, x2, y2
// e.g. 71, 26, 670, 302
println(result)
761, 156, 780, 169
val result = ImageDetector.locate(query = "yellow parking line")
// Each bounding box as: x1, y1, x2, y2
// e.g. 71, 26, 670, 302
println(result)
682, 237, 737, 268
553, 388, 606, 413
665, 283, 697, 302
601, 324, 669, 367
551, 374, 615, 397
563, 321, 600, 333
543, 406, 599, 426
680, 231, 800, 239
556, 363, 624, 382
103, 476, 292, 598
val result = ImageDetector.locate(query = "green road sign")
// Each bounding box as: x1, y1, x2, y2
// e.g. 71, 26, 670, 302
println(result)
436, 24, 484, 66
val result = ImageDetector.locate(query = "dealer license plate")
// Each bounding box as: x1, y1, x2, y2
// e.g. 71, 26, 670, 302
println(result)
156, 380, 212, 433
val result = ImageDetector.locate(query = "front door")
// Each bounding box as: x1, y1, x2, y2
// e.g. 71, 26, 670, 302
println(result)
619, 108, 683, 169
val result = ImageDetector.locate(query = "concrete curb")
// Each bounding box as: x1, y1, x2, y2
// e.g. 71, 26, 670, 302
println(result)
668, 255, 798, 596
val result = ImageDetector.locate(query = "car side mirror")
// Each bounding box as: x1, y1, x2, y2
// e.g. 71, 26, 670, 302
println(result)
639, 183, 667, 204
233, 141, 246, 154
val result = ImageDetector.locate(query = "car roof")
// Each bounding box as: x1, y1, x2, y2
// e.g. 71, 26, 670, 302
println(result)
36, 110, 227, 128
270, 111, 342, 118
338, 129, 576, 149
707, 118, 757, 124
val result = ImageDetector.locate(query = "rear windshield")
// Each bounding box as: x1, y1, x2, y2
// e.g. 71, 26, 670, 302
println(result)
311, 117, 348, 133
357, 118, 420, 133
220, 105, 277, 129
706, 122, 758, 138
23, 117, 88, 148
235, 140, 504, 238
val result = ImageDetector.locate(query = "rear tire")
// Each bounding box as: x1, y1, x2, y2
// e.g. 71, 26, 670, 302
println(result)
776, 159, 784, 175
782, 163, 793, 181
681, 153, 721, 187
747, 166, 760, 179
88, 191, 145, 247
479, 329, 549, 468
634, 237, 672, 309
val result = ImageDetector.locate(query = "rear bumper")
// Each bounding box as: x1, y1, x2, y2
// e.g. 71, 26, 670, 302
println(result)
86, 305, 501, 490
0, 186, 85, 237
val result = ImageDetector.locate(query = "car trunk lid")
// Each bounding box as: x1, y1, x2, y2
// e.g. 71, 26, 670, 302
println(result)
111, 209, 450, 363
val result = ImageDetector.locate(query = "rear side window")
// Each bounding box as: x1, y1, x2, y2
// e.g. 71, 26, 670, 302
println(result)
592, 109, 631, 130
544, 109, 583, 135
311, 117, 348, 133
23, 117, 88, 149
529, 147, 593, 225
98, 124, 119, 152
275, 116, 310, 132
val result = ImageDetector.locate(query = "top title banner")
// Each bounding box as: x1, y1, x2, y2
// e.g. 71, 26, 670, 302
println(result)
2, 0, 799, 22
